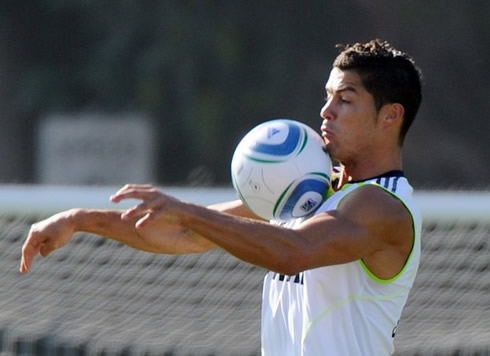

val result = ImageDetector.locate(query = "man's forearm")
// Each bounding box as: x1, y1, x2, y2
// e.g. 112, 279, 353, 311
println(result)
208, 199, 265, 220
71, 208, 145, 248
71, 208, 216, 254
70, 200, 256, 255
177, 202, 302, 273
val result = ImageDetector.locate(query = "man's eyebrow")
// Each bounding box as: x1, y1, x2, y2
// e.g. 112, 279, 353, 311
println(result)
325, 84, 359, 95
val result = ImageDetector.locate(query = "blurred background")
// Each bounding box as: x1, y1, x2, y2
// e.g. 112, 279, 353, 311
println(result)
0, 0, 488, 188
0, 1, 489, 356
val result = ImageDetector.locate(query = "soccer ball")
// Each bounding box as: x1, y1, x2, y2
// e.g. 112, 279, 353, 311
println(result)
231, 119, 332, 221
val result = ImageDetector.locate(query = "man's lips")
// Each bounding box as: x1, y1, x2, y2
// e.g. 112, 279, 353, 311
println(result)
321, 126, 334, 139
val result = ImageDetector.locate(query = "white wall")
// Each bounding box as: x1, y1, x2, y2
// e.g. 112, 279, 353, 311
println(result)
1, 185, 489, 224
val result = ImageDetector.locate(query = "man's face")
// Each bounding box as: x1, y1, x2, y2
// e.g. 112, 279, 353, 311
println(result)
320, 67, 380, 165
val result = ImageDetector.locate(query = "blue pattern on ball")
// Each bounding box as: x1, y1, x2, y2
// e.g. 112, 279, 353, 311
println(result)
279, 178, 327, 220
251, 121, 301, 156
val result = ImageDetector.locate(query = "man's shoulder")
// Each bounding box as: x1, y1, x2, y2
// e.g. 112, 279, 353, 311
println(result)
339, 183, 411, 223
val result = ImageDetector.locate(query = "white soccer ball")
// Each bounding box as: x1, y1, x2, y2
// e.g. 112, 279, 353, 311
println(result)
231, 119, 332, 221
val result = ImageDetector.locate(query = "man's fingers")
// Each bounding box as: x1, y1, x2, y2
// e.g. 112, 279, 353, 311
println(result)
19, 259, 29, 273
135, 213, 153, 229
19, 212, 75, 274
121, 198, 161, 219
19, 240, 42, 273
19, 253, 30, 273
110, 184, 157, 203
39, 240, 58, 257
112, 186, 169, 221
110, 184, 176, 227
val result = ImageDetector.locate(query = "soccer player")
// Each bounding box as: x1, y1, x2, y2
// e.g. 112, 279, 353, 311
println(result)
20, 39, 423, 355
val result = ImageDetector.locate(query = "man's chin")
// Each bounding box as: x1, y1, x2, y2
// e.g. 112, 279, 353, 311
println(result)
322, 143, 334, 157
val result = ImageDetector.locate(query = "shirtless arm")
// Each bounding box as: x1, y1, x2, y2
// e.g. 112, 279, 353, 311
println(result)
19, 195, 257, 273
112, 184, 413, 277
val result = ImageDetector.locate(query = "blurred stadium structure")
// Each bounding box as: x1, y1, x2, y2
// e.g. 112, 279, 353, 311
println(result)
1, 1, 490, 189
0, 186, 489, 355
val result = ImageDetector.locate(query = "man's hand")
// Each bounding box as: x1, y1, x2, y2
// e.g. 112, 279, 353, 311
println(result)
110, 184, 184, 228
20, 210, 76, 273
19, 185, 219, 274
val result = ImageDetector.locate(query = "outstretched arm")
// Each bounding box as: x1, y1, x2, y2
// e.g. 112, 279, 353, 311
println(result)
20, 193, 256, 273
112, 184, 413, 278
19, 208, 214, 273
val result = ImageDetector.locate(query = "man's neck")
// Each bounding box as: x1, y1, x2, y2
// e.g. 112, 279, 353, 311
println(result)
336, 160, 403, 190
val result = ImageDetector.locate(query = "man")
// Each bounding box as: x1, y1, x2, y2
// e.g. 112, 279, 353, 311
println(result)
21, 39, 423, 355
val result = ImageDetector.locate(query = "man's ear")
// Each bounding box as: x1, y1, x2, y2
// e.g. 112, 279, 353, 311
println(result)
381, 103, 404, 127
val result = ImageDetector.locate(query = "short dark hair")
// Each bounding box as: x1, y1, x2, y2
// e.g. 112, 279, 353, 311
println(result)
333, 39, 423, 145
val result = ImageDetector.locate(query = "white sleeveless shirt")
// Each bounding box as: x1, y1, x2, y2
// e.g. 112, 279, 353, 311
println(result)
261, 171, 422, 356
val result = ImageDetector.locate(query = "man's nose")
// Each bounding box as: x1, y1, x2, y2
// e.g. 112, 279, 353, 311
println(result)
320, 100, 334, 121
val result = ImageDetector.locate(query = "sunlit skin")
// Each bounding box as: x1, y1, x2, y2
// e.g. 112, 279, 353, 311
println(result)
20, 68, 413, 283
321, 67, 405, 187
